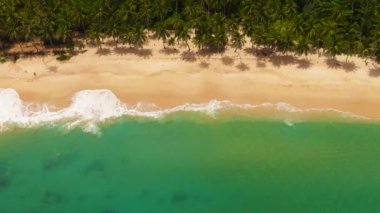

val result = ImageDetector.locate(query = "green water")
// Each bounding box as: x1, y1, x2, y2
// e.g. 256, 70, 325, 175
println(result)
1, 116, 380, 213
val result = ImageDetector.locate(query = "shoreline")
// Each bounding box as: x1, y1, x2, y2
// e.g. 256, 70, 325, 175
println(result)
1, 39, 380, 120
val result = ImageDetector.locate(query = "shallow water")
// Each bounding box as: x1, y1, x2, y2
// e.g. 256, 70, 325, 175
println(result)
1, 116, 380, 213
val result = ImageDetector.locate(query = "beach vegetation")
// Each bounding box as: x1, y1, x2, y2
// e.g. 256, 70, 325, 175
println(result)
0, 0, 379, 63
56, 54, 71, 61
0, 53, 6, 63
12, 54, 19, 62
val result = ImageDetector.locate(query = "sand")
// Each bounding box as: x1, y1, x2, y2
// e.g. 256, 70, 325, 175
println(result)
1, 39, 380, 119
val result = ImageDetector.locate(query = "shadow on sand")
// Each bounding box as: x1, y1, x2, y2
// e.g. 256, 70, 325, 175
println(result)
96, 48, 111, 56
199, 61, 210, 69
181, 51, 197, 62
243, 47, 313, 70
159, 48, 179, 55
221, 55, 234, 66
325, 58, 358, 72
113, 47, 153, 58
47, 66, 58, 73
197, 48, 223, 59
236, 62, 249, 71
369, 66, 380, 77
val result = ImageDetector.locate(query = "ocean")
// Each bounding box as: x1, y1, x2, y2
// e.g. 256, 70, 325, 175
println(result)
1, 89, 380, 212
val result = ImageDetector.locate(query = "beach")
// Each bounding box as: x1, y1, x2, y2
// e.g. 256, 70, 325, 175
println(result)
3, 1, 380, 211
1, 39, 380, 119
2, 40, 380, 213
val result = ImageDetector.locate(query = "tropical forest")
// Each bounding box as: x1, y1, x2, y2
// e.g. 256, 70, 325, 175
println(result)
0, 0, 379, 62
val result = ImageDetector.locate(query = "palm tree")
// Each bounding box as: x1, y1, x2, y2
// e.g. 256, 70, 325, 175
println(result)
56, 18, 73, 44
175, 24, 191, 51
0, 0, 379, 64
193, 17, 209, 50
229, 16, 245, 54
210, 13, 228, 51
72, 1, 89, 33
199, 0, 211, 17
153, 23, 170, 48
131, 26, 147, 48
87, 27, 102, 48
231, 31, 245, 52
139, 0, 152, 27
152, 0, 170, 21
183, 2, 204, 27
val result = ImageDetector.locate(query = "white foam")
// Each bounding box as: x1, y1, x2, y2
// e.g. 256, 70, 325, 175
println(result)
284, 119, 295, 126
0, 88, 24, 123
0, 88, 368, 133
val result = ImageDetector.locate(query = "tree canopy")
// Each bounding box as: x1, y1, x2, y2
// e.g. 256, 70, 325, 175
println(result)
0, 0, 379, 62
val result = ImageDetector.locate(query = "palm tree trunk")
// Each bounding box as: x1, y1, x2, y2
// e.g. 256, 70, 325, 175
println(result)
19, 43, 24, 53
235, 48, 242, 61
186, 41, 191, 51
32, 43, 40, 52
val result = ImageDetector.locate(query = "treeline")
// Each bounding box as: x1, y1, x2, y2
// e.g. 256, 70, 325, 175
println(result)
0, 0, 379, 62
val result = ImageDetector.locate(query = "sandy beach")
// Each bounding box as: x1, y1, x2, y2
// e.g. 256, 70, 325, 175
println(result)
1, 39, 380, 119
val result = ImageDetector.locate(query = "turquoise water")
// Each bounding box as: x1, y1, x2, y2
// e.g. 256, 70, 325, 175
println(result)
1, 116, 380, 212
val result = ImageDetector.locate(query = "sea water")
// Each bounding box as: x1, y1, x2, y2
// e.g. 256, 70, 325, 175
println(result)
1, 89, 380, 213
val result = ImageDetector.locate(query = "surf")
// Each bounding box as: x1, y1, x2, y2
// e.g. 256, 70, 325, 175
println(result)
0, 88, 368, 133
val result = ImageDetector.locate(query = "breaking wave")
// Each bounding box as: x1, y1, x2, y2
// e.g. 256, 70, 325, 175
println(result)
0, 88, 368, 133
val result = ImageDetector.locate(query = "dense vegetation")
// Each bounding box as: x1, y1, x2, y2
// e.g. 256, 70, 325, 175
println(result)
0, 0, 379, 62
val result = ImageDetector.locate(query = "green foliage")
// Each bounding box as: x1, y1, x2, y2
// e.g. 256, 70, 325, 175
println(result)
56, 54, 71, 61
12, 54, 19, 62
76, 41, 85, 50
0, 55, 6, 63
0, 0, 379, 62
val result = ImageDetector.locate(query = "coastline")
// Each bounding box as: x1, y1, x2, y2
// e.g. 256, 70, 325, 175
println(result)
1, 39, 380, 120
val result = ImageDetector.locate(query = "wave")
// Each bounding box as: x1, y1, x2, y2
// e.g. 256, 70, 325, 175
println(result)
0, 88, 368, 133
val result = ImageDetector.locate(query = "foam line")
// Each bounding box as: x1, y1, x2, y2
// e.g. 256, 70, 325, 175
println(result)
0, 88, 368, 132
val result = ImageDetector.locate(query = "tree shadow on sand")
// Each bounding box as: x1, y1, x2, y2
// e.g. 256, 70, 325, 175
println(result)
17, 50, 47, 59
236, 62, 249, 71
96, 48, 111, 56
244, 47, 312, 69
369, 66, 380, 77
199, 61, 210, 69
113, 47, 152, 58
104, 40, 118, 47
181, 51, 197, 62
244, 47, 273, 57
47, 66, 58, 73
221, 55, 234, 66
342, 61, 358, 72
296, 59, 313, 69
325, 58, 358, 72
256, 58, 266, 68
197, 48, 222, 59
113, 47, 129, 55
159, 48, 179, 55
269, 55, 297, 67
